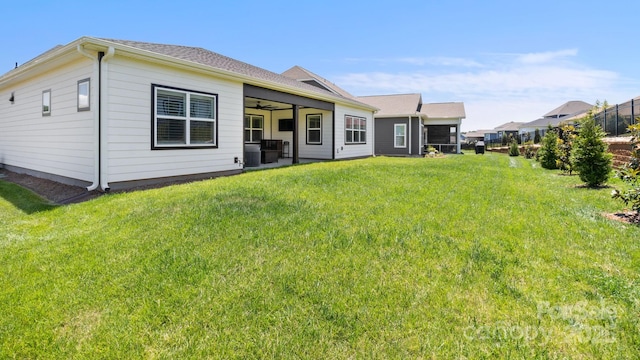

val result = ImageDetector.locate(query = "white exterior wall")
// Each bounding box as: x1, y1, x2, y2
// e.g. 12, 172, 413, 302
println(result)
297, 108, 333, 159
334, 104, 374, 159
269, 109, 293, 147
0, 58, 95, 183
267, 109, 333, 159
104, 56, 244, 184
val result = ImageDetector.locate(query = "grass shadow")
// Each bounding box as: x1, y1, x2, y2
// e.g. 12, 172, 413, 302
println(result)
574, 183, 613, 190
0, 180, 58, 214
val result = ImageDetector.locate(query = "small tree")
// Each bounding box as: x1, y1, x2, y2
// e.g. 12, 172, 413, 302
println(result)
571, 115, 612, 187
612, 123, 640, 212
534, 128, 541, 144
556, 124, 576, 174
538, 126, 559, 169
508, 139, 520, 156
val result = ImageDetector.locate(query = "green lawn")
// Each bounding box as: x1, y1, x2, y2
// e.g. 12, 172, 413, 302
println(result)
1, 154, 639, 359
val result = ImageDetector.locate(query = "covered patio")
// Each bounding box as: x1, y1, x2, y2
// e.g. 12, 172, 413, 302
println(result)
243, 85, 335, 168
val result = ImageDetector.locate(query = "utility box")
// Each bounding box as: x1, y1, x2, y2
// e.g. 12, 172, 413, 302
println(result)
475, 141, 485, 154
244, 144, 261, 167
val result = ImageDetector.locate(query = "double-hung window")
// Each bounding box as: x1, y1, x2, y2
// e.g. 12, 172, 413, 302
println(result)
152, 85, 217, 149
345, 115, 366, 144
306, 114, 322, 145
244, 115, 263, 143
394, 123, 407, 148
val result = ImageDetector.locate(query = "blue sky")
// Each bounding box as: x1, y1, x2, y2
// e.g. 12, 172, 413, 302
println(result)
3, 0, 639, 131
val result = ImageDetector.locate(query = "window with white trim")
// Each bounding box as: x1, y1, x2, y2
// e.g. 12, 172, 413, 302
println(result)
394, 123, 407, 148
244, 114, 263, 143
306, 114, 322, 145
345, 115, 366, 144
78, 79, 90, 111
42, 89, 51, 116
152, 85, 217, 148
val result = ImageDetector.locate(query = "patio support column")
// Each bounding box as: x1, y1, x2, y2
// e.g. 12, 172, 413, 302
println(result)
293, 104, 299, 164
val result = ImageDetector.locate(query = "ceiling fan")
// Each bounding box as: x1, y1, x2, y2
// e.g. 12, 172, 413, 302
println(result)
248, 101, 279, 110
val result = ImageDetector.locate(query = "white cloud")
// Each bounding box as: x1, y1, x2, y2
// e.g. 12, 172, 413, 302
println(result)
333, 49, 633, 131
517, 49, 578, 64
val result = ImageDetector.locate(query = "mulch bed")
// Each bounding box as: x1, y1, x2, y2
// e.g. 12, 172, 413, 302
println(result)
0, 169, 102, 204
602, 211, 640, 225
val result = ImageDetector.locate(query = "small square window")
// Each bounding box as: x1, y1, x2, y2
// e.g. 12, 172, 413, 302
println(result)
42, 90, 51, 116
78, 79, 90, 111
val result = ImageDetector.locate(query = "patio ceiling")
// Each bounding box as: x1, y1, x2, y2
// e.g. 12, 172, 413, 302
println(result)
244, 98, 292, 111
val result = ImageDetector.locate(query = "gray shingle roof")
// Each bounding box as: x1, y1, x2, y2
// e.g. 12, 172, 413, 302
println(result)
494, 122, 525, 131
520, 117, 560, 128
464, 130, 491, 138
356, 94, 422, 117
99, 38, 349, 100
542, 100, 592, 118
281, 65, 356, 100
420, 102, 466, 119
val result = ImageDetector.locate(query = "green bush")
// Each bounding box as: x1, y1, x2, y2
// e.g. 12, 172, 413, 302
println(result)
571, 115, 612, 187
508, 139, 520, 156
556, 124, 576, 174
612, 123, 640, 212
537, 127, 559, 169
534, 128, 541, 144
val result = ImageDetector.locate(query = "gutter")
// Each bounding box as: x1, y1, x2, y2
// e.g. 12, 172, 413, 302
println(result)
408, 116, 412, 155
99, 47, 115, 192
77, 45, 100, 191
76, 44, 114, 192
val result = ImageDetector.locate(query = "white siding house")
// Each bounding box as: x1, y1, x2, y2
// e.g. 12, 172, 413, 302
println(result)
0, 37, 377, 191
0, 56, 96, 185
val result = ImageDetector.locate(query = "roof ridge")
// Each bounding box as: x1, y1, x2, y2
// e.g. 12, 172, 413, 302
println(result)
358, 93, 421, 98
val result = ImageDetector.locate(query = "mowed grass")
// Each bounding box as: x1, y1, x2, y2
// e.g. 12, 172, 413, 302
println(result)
1, 154, 639, 359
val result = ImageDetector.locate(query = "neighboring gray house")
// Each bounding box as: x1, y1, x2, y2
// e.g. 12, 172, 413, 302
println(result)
356, 94, 466, 155
282, 67, 467, 155
0, 37, 377, 191
357, 94, 424, 155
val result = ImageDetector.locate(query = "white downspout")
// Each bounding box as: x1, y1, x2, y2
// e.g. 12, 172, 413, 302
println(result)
457, 118, 462, 154
77, 45, 100, 191
419, 117, 424, 155
100, 47, 115, 192
408, 116, 412, 155
371, 111, 376, 156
